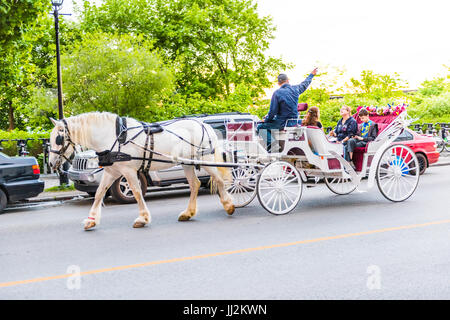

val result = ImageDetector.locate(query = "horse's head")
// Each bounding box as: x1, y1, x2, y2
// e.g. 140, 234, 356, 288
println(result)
49, 118, 75, 170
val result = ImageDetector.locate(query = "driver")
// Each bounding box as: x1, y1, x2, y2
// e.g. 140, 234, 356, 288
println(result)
257, 68, 318, 152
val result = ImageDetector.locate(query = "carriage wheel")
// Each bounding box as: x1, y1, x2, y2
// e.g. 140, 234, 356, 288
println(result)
376, 144, 419, 202
324, 175, 357, 195
257, 161, 302, 215
225, 167, 258, 208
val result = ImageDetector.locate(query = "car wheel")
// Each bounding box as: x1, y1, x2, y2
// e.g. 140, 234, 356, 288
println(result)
110, 172, 148, 204
416, 153, 427, 175
0, 189, 7, 213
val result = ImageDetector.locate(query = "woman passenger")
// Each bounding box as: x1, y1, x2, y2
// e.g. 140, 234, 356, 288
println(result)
302, 106, 322, 129
329, 105, 358, 160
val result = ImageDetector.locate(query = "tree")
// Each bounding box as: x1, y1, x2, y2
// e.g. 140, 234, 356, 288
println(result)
0, 0, 51, 130
347, 70, 407, 101
0, 0, 49, 48
78, 0, 290, 98
62, 33, 175, 120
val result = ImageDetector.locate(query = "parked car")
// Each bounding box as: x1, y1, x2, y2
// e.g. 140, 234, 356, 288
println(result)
0, 152, 44, 212
393, 129, 440, 174
68, 112, 260, 203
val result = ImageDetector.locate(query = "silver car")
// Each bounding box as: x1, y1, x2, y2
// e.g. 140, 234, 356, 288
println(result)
68, 112, 260, 203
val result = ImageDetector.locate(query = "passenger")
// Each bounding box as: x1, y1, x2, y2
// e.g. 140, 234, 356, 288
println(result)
301, 106, 322, 129
328, 105, 358, 161
345, 108, 379, 164
257, 68, 318, 152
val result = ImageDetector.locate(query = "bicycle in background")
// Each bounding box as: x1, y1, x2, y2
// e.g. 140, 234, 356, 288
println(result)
12, 138, 34, 157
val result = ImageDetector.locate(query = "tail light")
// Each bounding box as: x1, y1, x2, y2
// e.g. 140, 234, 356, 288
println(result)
32, 164, 40, 175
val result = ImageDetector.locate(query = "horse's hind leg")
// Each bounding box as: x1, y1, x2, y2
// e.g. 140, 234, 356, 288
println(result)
202, 166, 235, 215
178, 165, 201, 221
119, 166, 151, 228
84, 169, 119, 230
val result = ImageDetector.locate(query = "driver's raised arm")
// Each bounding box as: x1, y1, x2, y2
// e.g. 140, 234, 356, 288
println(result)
295, 67, 318, 95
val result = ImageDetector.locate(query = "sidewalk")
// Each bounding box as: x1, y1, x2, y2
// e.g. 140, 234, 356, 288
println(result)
431, 151, 450, 167
30, 174, 88, 202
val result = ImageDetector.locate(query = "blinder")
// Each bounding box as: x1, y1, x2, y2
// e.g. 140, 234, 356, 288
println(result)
55, 134, 65, 146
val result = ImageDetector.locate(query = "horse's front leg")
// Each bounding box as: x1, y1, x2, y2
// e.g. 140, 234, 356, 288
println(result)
178, 165, 201, 221
120, 167, 151, 228
84, 169, 119, 230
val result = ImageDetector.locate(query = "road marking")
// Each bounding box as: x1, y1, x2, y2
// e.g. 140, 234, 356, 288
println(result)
1, 218, 450, 288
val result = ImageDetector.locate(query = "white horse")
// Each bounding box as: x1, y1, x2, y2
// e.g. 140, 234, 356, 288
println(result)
48, 112, 234, 230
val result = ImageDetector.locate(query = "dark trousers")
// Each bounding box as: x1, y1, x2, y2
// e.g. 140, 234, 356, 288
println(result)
257, 120, 285, 152
344, 138, 367, 161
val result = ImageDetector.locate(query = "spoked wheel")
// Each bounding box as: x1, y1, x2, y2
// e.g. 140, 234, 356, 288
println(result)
225, 167, 259, 208
324, 174, 357, 195
376, 144, 419, 202
257, 161, 302, 215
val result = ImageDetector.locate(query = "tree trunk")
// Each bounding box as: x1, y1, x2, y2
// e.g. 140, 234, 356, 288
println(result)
8, 102, 14, 131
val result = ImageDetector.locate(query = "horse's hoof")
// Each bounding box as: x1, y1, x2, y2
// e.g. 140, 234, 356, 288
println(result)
226, 205, 235, 216
84, 220, 96, 230
178, 214, 191, 221
133, 221, 147, 228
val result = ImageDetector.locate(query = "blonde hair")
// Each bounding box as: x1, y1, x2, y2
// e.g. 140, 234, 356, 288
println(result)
341, 105, 352, 114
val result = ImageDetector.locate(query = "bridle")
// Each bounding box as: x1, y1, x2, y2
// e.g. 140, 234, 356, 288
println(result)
49, 119, 75, 164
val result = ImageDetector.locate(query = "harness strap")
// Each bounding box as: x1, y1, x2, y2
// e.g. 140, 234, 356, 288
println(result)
145, 134, 154, 172
139, 124, 150, 173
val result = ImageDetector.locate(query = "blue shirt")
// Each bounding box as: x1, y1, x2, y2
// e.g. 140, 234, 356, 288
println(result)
266, 74, 314, 123
360, 120, 373, 138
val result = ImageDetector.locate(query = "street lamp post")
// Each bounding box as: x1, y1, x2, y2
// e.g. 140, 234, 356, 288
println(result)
51, 0, 69, 185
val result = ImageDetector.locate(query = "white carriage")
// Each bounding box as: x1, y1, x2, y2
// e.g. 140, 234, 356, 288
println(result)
224, 107, 420, 215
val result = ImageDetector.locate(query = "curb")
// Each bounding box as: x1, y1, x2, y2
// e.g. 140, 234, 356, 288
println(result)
431, 161, 450, 168
28, 193, 90, 203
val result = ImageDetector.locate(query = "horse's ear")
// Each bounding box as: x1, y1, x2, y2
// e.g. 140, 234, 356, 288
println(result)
50, 117, 61, 127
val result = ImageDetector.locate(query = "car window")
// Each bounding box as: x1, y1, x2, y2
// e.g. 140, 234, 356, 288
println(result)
394, 130, 414, 142
234, 118, 255, 123
203, 120, 227, 140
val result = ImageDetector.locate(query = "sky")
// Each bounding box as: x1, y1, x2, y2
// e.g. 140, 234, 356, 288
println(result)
256, 0, 449, 91
62, 0, 449, 92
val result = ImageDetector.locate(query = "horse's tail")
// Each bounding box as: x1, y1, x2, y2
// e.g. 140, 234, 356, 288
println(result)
210, 146, 232, 193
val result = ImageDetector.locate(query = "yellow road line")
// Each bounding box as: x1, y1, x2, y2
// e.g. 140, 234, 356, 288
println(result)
1, 218, 450, 289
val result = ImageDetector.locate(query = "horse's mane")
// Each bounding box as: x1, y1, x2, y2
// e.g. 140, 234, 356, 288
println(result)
66, 112, 118, 147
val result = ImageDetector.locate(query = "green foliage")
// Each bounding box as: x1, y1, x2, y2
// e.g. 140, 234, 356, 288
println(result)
0, 1, 54, 131
417, 77, 448, 97
45, 184, 75, 192
347, 70, 407, 102
408, 91, 450, 123
79, 0, 291, 98
62, 33, 175, 119
0, 0, 50, 48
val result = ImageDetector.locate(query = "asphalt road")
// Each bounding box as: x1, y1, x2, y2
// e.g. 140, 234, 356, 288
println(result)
0, 165, 449, 300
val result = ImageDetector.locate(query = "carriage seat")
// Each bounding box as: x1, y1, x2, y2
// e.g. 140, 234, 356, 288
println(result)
353, 122, 389, 152
305, 126, 342, 156
226, 122, 255, 141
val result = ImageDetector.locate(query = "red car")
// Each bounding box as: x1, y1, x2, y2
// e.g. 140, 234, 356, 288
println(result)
392, 128, 440, 174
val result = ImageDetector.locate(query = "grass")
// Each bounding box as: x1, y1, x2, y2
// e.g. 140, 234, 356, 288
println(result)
44, 183, 76, 192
